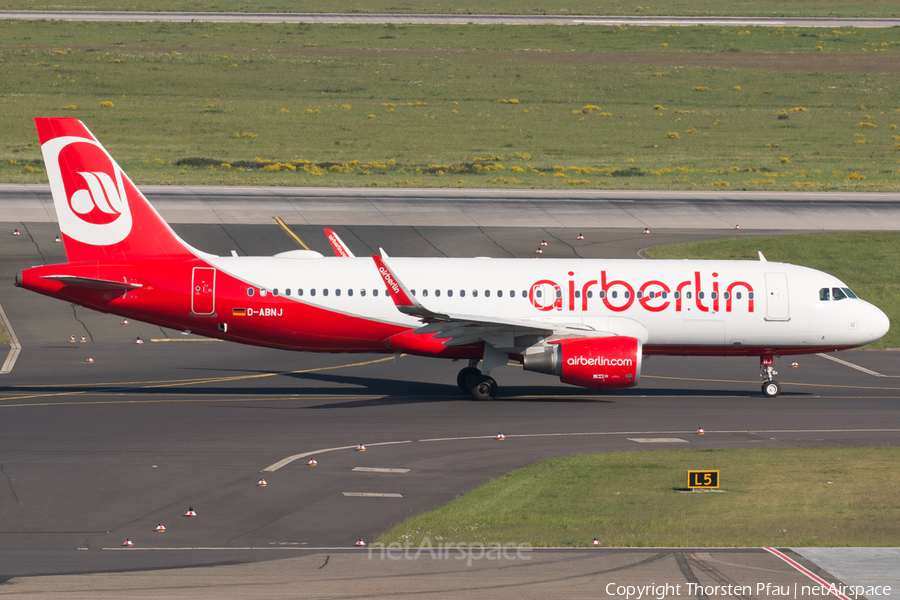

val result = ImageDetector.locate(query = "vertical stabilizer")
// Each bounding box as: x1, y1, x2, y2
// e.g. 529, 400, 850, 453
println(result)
35, 118, 197, 263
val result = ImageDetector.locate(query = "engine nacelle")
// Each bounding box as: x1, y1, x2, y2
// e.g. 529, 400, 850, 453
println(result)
522, 336, 642, 389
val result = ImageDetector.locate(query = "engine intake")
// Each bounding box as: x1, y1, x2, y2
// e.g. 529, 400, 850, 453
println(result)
522, 336, 642, 389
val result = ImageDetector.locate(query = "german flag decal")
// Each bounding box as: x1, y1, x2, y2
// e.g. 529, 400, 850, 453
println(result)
232, 308, 247, 316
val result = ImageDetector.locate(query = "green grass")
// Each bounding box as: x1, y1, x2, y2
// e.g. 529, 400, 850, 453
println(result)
644, 231, 899, 349
2, 22, 900, 190
378, 447, 900, 547
2, 0, 898, 17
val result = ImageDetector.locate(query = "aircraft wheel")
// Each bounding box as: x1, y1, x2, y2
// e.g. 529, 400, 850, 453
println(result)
457, 367, 481, 393
762, 381, 781, 398
469, 375, 497, 400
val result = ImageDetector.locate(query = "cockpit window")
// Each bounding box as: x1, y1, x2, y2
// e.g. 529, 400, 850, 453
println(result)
843, 287, 858, 299
819, 288, 830, 301
832, 287, 847, 301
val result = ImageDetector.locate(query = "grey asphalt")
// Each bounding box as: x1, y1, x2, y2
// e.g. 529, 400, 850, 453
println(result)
0, 206, 897, 592
1, 11, 899, 28
2, 184, 900, 230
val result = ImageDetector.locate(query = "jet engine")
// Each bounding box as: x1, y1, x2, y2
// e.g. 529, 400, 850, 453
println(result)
522, 336, 642, 389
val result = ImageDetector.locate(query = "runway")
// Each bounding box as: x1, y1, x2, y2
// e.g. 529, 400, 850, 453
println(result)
3, 184, 900, 230
2, 11, 900, 28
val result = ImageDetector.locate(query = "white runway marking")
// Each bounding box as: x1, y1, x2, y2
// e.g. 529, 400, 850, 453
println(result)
343, 492, 403, 498
352, 467, 411, 473
815, 353, 897, 377
627, 438, 689, 443
262, 429, 900, 472
0, 301, 21, 374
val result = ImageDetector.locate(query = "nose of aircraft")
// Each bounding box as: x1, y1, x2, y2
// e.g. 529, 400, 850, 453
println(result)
865, 302, 890, 342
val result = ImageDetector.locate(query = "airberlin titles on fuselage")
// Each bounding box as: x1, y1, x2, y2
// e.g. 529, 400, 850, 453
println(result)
529, 270, 754, 314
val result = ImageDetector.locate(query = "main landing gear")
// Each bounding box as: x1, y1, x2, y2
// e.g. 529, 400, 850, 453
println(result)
457, 361, 498, 400
760, 355, 781, 397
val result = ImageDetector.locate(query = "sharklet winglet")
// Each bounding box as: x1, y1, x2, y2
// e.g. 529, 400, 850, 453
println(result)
371, 255, 446, 321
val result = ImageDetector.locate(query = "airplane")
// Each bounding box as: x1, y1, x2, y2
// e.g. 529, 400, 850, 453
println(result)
16, 118, 890, 399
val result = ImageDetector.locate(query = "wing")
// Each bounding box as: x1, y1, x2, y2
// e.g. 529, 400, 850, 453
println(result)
371, 254, 608, 353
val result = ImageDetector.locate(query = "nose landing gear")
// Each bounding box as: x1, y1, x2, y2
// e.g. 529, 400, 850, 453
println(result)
760, 355, 781, 397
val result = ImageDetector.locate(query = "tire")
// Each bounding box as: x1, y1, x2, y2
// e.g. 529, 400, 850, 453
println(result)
762, 381, 781, 398
469, 375, 497, 400
457, 367, 481, 393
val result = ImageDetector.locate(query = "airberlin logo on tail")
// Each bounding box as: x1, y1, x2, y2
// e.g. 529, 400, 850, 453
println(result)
41, 136, 133, 246
71, 171, 124, 219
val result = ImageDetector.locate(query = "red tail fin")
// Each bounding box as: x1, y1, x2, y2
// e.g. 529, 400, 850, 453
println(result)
35, 118, 196, 263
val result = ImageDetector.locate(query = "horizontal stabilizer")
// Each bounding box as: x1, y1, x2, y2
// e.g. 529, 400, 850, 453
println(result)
41, 275, 143, 291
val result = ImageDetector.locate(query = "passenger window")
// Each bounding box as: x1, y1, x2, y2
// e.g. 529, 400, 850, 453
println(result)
698, 292, 704, 299
736, 292, 741, 300
555, 290, 561, 298
435, 290, 441, 297
285, 289, 291, 296
662, 292, 667, 299
612, 291, 618, 299
310, 289, 316, 296
335, 289, 341, 297
843, 288, 858, 299
373, 289, 379, 297
674, 291, 680, 299
260, 289, 268, 297
323, 289, 329, 297
298, 289, 304, 297
748, 292, 754, 300
820, 288, 830, 301
273, 288, 279, 297
832, 287, 847, 301
624, 291, 630, 299
497, 290, 503, 298
460, 290, 466, 297
422, 289, 428, 297
485, 290, 491, 298
637, 291, 643, 299
448, 290, 453, 297
575, 290, 581, 299
521, 291, 527, 298
348, 289, 353, 297
473, 290, 478, 298
411, 289, 416, 296
360, 289, 366, 297
723, 292, 729, 300
247, 288, 255, 297
599, 291, 605, 299
587, 291, 593, 299
711, 292, 717, 300
686, 291, 693, 299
